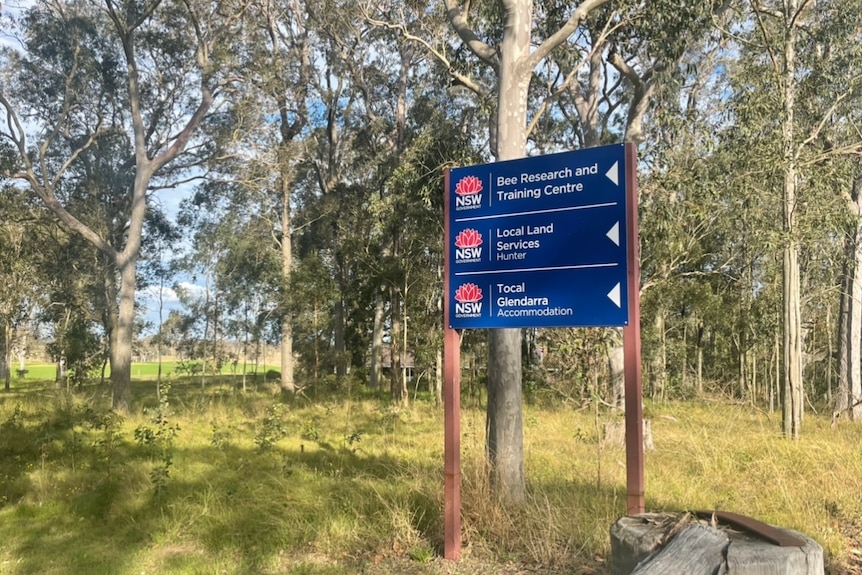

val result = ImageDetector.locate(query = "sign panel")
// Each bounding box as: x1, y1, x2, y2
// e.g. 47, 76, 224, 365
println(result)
447, 144, 629, 329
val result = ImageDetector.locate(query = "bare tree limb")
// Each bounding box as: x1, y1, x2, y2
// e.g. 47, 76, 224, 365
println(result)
527, 0, 611, 69
440, 0, 498, 71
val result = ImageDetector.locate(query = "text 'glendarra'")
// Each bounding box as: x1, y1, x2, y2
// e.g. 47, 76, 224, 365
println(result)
495, 163, 599, 201
494, 283, 574, 318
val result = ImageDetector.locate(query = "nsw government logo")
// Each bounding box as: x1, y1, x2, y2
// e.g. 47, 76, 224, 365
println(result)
454, 228, 483, 263
454, 175, 483, 211
454, 283, 483, 318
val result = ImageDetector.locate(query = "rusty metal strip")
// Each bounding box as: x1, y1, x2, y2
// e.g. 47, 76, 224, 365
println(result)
696, 510, 806, 547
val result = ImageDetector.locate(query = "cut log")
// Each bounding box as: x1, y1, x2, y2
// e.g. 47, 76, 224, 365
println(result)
603, 419, 655, 450
610, 512, 824, 575
609, 514, 672, 575
725, 532, 824, 574
632, 524, 728, 575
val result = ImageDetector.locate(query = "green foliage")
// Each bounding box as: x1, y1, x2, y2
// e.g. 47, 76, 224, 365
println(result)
134, 381, 180, 494
46, 317, 104, 387
300, 418, 321, 442
83, 408, 124, 476
0, 383, 858, 573
209, 421, 232, 450
253, 403, 288, 452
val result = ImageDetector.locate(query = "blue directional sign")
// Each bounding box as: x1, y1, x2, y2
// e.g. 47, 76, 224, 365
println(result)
447, 144, 630, 329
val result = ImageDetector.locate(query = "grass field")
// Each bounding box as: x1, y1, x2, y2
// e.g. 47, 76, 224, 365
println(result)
14, 362, 281, 381
0, 376, 859, 574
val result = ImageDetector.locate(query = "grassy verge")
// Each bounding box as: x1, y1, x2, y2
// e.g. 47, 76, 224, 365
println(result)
0, 379, 858, 574
11, 362, 281, 381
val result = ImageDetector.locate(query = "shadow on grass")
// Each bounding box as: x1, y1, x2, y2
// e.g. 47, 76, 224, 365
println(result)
0, 384, 443, 574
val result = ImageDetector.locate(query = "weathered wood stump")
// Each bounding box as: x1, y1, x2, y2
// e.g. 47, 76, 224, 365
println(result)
610, 512, 824, 575
602, 419, 655, 450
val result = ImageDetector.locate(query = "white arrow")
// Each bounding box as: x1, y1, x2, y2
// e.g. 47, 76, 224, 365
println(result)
608, 283, 621, 308
606, 222, 620, 246
605, 161, 619, 186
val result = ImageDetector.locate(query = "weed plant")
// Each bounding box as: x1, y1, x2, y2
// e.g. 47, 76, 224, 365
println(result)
0, 377, 858, 574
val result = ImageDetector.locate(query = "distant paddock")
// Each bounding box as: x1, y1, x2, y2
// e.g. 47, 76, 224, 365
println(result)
8, 362, 281, 381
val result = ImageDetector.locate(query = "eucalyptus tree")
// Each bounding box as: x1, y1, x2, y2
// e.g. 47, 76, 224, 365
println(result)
371, 0, 725, 499
523, 1, 728, 405
801, 0, 862, 422
217, 0, 382, 391
347, 14, 480, 404
176, 177, 284, 385
0, 186, 45, 390
364, 101, 478, 404
216, 217, 282, 387
214, 0, 319, 394
0, 0, 246, 411
424, 0, 620, 502
726, 0, 862, 436
35, 224, 114, 384
291, 179, 379, 386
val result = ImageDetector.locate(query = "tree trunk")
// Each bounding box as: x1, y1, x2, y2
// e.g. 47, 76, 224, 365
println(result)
242, 303, 249, 393
847, 175, 862, 420
487, 328, 525, 501
213, 283, 220, 376
201, 275, 211, 391
781, 0, 803, 439
609, 332, 626, 408
279, 147, 295, 394
389, 287, 406, 404
17, 329, 26, 377
435, 346, 443, 407
783, 235, 803, 438
835, 173, 862, 421
370, 293, 385, 390
483, 0, 532, 503
696, 324, 704, 396
111, 257, 136, 412
837, 252, 851, 414
1, 321, 10, 391
651, 309, 666, 401
312, 300, 320, 387
334, 298, 347, 379
156, 268, 164, 397
826, 303, 833, 405
682, 322, 688, 391
400, 284, 409, 406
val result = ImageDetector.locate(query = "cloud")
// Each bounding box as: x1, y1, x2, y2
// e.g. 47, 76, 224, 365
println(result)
140, 285, 180, 303
139, 282, 208, 305
175, 281, 207, 299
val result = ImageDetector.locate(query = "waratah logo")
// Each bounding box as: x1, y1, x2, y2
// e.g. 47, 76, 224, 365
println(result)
454, 282, 483, 316
454, 228, 483, 262
454, 175, 483, 210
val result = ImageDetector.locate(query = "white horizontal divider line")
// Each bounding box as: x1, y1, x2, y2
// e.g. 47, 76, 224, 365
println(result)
455, 202, 617, 223
454, 262, 618, 276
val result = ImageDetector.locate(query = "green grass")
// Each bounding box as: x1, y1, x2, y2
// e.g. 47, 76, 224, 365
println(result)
13, 362, 281, 381
0, 379, 858, 574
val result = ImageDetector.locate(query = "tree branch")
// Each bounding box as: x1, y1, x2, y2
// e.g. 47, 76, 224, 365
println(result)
441, 0, 499, 72
363, 9, 488, 97
527, 0, 611, 69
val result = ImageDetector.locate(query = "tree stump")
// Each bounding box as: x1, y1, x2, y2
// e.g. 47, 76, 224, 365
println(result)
610, 512, 824, 575
602, 419, 655, 450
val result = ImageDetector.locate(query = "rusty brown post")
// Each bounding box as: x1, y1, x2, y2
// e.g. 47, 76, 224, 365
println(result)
623, 143, 644, 515
443, 170, 462, 560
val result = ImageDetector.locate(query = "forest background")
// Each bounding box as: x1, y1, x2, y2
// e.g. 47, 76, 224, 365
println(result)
1, 0, 862, 573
